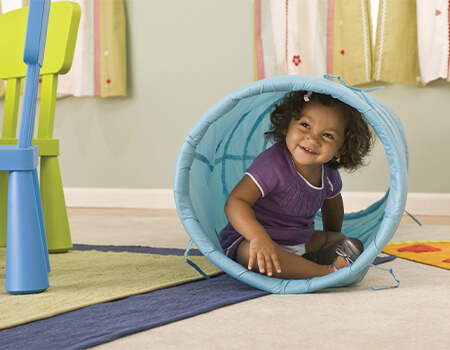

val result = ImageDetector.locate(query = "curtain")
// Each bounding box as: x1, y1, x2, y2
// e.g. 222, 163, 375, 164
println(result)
373, 0, 421, 85
330, 0, 373, 85
416, 0, 450, 84
255, 0, 445, 86
254, 0, 327, 78
0, 0, 127, 98
255, 0, 373, 86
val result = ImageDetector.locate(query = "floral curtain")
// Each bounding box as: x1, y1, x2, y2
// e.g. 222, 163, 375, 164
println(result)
0, 0, 127, 98
255, 0, 448, 86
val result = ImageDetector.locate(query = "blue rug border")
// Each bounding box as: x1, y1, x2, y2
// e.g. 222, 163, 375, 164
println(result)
72, 243, 203, 256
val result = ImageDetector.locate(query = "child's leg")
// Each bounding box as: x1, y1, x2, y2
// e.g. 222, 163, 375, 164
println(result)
236, 239, 344, 279
303, 230, 363, 265
305, 230, 346, 253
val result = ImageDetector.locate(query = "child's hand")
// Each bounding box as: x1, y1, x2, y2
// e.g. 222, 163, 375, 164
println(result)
248, 236, 281, 277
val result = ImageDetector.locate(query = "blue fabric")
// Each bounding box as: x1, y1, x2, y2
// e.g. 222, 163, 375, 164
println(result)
72, 243, 203, 256
174, 75, 408, 294
0, 245, 268, 350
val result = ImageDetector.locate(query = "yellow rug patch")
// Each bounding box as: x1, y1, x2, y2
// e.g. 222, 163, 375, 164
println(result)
382, 241, 450, 270
0, 249, 221, 330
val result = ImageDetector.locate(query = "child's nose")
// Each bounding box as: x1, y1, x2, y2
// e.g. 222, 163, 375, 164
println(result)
307, 133, 321, 144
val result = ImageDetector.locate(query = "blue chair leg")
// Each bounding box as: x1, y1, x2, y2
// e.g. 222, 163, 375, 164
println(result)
32, 168, 50, 273
0, 171, 7, 247
5, 170, 49, 294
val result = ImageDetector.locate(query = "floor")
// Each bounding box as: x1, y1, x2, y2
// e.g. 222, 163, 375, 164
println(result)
66, 208, 450, 350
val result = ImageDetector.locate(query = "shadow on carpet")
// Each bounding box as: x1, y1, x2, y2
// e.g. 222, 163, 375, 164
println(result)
0, 245, 268, 350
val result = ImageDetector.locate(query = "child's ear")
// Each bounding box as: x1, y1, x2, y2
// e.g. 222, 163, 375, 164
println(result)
335, 145, 345, 159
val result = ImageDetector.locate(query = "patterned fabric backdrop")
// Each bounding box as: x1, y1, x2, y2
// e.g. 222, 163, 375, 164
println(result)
416, 0, 450, 84
255, 0, 450, 86
0, 0, 127, 98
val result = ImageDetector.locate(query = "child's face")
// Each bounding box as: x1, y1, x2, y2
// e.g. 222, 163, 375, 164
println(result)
284, 101, 345, 172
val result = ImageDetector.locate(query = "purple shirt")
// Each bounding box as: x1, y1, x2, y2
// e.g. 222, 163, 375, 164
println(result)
219, 141, 342, 260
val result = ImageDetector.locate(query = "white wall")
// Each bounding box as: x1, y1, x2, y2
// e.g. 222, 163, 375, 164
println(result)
0, 0, 449, 203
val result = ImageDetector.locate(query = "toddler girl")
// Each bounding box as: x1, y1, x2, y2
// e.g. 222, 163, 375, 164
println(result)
219, 91, 374, 279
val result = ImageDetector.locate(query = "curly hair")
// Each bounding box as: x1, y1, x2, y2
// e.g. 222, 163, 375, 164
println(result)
264, 91, 375, 171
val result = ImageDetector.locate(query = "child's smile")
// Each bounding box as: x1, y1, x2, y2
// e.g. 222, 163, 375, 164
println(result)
299, 145, 318, 155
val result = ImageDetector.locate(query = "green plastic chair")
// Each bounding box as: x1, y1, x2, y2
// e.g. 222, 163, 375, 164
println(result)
0, 1, 81, 253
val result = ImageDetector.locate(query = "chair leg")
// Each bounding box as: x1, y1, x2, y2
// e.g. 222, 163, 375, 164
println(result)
40, 156, 72, 253
32, 168, 50, 273
5, 170, 49, 295
0, 171, 8, 247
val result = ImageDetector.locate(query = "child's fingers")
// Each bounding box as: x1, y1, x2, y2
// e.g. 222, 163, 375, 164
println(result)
248, 248, 280, 276
248, 250, 257, 271
257, 253, 266, 274
271, 253, 282, 274
266, 255, 278, 276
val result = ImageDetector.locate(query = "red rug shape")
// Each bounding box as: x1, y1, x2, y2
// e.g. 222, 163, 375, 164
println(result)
397, 244, 441, 253
443, 259, 450, 263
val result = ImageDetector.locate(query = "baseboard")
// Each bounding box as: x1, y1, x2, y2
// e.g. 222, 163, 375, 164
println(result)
403, 193, 450, 217
63, 188, 450, 216
63, 188, 176, 210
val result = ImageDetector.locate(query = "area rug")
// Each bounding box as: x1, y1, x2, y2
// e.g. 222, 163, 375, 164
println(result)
0, 245, 269, 350
1, 273, 267, 350
0, 246, 221, 330
383, 241, 450, 270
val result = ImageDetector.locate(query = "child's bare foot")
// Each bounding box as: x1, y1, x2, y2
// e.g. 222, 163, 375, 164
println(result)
327, 256, 348, 273
332, 256, 350, 270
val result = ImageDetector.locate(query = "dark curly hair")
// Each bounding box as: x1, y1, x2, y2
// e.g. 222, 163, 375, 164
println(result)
264, 91, 375, 171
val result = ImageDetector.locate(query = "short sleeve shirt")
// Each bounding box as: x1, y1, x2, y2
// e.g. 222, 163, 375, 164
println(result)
219, 141, 342, 259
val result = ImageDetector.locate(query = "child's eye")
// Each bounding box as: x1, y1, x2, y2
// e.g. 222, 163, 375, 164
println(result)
323, 133, 334, 140
300, 122, 310, 129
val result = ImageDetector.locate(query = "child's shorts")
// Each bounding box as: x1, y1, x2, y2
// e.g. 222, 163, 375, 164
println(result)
279, 243, 306, 257
224, 236, 306, 260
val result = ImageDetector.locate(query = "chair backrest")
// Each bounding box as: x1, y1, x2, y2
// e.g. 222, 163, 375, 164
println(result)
0, 1, 81, 145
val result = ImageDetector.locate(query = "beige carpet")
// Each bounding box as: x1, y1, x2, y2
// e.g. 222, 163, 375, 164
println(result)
86, 222, 450, 350
18, 213, 445, 350
0, 248, 221, 330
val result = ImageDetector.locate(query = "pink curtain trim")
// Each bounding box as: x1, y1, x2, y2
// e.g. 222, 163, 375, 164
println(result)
94, 0, 101, 97
254, 0, 265, 80
447, 0, 450, 80
326, 0, 335, 75
285, 0, 289, 74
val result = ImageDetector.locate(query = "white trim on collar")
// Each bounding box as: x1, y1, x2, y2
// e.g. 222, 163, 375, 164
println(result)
292, 163, 324, 190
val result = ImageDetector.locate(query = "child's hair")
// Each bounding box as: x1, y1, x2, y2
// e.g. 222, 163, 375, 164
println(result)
264, 91, 374, 171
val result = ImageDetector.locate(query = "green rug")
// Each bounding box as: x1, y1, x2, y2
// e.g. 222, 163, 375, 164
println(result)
0, 248, 221, 330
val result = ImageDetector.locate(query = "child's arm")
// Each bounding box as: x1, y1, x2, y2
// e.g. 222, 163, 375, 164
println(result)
321, 194, 344, 232
224, 175, 281, 276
